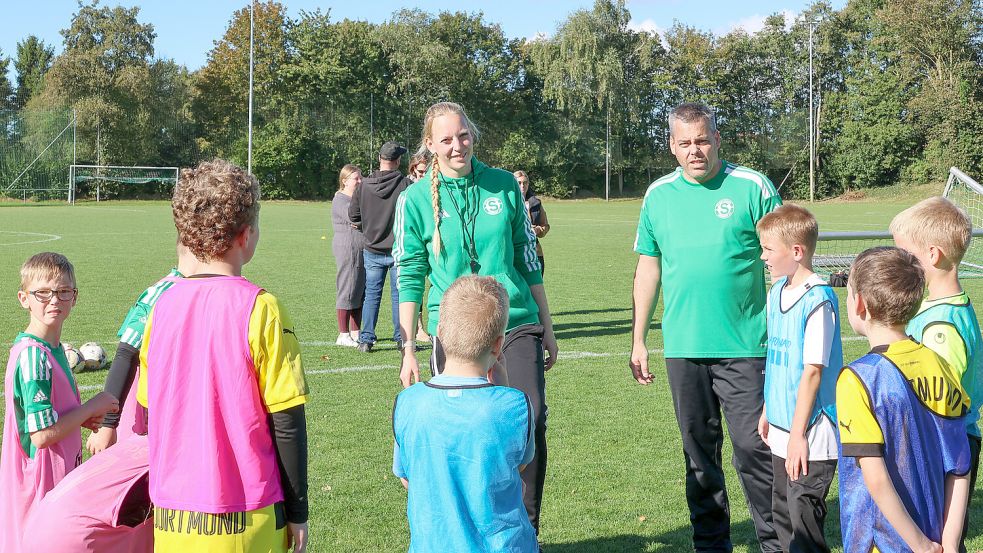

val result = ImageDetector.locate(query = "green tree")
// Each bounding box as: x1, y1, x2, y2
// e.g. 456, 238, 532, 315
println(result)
878, 0, 983, 180
13, 36, 55, 109
191, 1, 288, 159
0, 49, 13, 110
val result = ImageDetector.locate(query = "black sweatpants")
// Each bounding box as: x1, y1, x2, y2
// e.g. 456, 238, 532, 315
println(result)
666, 357, 780, 553
771, 455, 836, 553
431, 324, 548, 533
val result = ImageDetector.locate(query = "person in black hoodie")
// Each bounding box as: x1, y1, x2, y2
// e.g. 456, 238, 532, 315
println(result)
349, 141, 414, 352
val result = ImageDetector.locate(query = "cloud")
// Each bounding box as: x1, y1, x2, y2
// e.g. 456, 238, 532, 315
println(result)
524, 31, 551, 43
725, 9, 796, 35
628, 18, 664, 37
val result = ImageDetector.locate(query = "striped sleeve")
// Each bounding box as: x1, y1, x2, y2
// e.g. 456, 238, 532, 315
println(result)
511, 181, 543, 286
393, 189, 429, 304
116, 302, 150, 348
14, 345, 58, 432
116, 276, 178, 349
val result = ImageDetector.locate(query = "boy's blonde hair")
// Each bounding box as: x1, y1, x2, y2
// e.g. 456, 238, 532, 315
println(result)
756, 204, 819, 255
437, 276, 508, 363
889, 196, 972, 264
20, 252, 76, 291
172, 159, 260, 261
848, 247, 924, 327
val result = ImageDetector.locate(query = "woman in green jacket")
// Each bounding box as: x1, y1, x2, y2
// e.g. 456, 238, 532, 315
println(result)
393, 101, 557, 535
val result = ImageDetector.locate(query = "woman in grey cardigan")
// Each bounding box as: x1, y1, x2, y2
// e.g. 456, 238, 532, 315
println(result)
332, 164, 366, 347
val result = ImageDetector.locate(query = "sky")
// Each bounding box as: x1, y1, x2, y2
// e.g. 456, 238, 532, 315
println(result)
1, 0, 846, 83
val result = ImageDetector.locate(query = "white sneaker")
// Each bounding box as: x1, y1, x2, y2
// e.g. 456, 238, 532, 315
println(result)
335, 333, 359, 347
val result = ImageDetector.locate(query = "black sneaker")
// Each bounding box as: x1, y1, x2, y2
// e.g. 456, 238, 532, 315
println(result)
357, 342, 373, 353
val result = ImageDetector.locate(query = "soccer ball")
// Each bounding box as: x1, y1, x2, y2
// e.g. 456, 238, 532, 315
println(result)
79, 342, 107, 371
62, 343, 84, 373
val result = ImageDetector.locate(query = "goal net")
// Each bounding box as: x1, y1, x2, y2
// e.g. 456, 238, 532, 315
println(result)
812, 167, 983, 280
70, 165, 180, 202
1, 109, 75, 202
942, 167, 983, 277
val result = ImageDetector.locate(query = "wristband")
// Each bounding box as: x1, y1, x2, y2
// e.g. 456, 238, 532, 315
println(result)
401, 340, 416, 351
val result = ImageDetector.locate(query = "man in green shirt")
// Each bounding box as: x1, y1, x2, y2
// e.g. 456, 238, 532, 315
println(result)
630, 103, 782, 552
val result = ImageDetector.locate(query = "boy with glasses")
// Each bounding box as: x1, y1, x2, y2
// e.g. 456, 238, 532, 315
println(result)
0, 252, 119, 553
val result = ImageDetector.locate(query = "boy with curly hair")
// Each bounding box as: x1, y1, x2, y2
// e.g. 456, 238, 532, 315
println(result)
137, 159, 310, 552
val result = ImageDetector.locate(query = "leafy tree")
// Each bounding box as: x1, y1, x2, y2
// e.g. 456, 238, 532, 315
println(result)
13, 36, 55, 109
0, 49, 13, 110
191, 1, 288, 159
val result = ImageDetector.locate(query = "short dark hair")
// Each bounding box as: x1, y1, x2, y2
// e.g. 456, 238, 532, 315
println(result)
848, 247, 924, 327
669, 103, 717, 136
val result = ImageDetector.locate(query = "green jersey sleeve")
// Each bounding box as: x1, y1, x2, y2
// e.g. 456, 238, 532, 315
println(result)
13, 345, 58, 435
634, 192, 661, 257
394, 189, 429, 305
511, 182, 543, 287
117, 302, 151, 349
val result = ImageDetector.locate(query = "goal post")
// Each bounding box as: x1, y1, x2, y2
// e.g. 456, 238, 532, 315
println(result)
942, 166, 983, 277
69, 165, 180, 202
813, 167, 983, 280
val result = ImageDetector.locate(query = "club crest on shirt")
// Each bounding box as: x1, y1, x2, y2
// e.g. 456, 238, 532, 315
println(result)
483, 197, 503, 215
714, 198, 735, 219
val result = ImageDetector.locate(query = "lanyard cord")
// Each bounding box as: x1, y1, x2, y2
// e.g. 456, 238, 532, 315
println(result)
443, 173, 480, 273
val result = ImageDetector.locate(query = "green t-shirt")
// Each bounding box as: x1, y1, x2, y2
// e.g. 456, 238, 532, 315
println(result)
394, 158, 543, 333
11, 333, 77, 458
116, 268, 183, 349
634, 161, 782, 357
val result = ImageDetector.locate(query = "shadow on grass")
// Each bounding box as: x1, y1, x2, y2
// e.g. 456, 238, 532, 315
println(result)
543, 514, 814, 552
542, 534, 653, 553
552, 320, 658, 341
968, 484, 983, 545
552, 307, 632, 317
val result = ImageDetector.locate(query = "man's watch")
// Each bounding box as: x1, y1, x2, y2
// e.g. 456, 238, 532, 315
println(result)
400, 340, 416, 351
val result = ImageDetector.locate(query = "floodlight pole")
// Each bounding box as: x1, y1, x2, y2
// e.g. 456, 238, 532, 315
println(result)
809, 21, 815, 203
247, 0, 255, 175
71, 109, 77, 203
605, 102, 610, 202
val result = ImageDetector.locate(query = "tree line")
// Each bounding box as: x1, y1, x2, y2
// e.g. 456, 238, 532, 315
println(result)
1, 0, 980, 200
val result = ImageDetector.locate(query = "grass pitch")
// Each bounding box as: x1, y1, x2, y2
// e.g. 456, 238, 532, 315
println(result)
1, 195, 981, 552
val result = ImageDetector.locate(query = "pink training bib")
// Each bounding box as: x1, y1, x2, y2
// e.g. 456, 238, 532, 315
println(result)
0, 338, 83, 553
144, 276, 283, 513
25, 433, 153, 552
118, 274, 181, 442
116, 366, 147, 441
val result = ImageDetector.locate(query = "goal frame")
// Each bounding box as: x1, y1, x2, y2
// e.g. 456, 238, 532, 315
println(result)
69, 164, 180, 203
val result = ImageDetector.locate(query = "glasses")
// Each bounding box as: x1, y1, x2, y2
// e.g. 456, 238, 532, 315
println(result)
29, 288, 78, 302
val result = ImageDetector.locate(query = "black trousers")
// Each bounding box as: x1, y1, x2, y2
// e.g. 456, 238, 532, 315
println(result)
666, 357, 780, 553
431, 324, 548, 533
960, 434, 981, 553
771, 455, 835, 553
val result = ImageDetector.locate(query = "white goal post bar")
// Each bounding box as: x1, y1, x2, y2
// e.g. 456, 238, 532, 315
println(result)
944, 166, 983, 197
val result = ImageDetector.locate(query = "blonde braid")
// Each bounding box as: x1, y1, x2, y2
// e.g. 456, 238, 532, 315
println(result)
430, 156, 442, 257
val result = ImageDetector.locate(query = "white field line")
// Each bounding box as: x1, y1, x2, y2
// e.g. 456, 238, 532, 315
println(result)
0, 231, 62, 246
72, 206, 148, 214
0, 336, 872, 397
